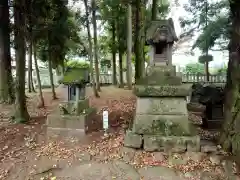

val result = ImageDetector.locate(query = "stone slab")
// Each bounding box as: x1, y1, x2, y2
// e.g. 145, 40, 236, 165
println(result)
136, 75, 182, 86
136, 97, 188, 115
47, 114, 86, 129
124, 130, 143, 148
134, 84, 191, 97
47, 127, 85, 138
143, 135, 200, 152
136, 66, 182, 85
59, 99, 89, 115
132, 114, 192, 136
147, 65, 177, 76
76, 99, 90, 114
47, 108, 96, 133
54, 161, 140, 180
138, 166, 184, 180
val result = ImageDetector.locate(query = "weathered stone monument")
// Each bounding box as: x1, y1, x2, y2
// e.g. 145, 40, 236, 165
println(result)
47, 67, 97, 136
124, 18, 200, 152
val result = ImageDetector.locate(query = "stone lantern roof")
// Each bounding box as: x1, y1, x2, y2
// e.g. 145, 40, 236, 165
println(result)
59, 67, 89, 86
146, 18, 178, 45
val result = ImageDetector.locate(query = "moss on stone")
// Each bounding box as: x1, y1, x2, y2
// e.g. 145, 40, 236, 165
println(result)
80, 107, 96, 115
60, 67, 89, 85
75, 99, 90, 115
59, 99, 94, 116
133, 115, 191, 136
151, 120, 190, 136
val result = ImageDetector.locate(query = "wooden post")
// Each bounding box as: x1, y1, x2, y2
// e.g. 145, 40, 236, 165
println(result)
80, 86, 86, 100
73, 86, 80, 114
75, 86, 80, 104
197, 73, 200, 82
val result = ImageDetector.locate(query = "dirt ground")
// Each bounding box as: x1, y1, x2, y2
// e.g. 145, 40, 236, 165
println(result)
0, 86, 136, 179
0, 86, 239, 180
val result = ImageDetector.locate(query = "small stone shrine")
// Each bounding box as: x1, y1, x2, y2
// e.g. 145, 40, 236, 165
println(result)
46, 67, 97, 136
198, 85, 224, 129
124, 18, 200, 152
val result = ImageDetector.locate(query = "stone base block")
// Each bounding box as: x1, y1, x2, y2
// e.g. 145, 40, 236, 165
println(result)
47, 107, 96, 134
59, 99, 90, 115
136, 66, 182, 85
132, 114, 193, 136
136, 97, 188, 115
143, 135, 200, 152
47, 127, 85, 138
134, 84, 191, 97
124, 130, 143, 148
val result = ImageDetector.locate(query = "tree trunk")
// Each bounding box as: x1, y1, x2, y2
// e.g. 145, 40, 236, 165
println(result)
48, 58, 57, 100
84, 0, 99, 98
205, 61, 210, 82
0, 0, 15, 104
28, 40, 35, 92
33, 43, 44, 107
116, 16, 123, 88
91, 0, 101, 91
219, 0, 240, 159
13, 0, 30, 123
126, 3, 133, 89
134, 0, 144, 82
140, 0, 146, 77
112, 21, 117, 85
118, 52, 123, 88
151, 0, 157, 20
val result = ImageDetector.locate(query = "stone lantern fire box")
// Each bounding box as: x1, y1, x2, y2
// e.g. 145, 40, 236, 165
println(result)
124, 18, 200, 152
46, 67, 97, 137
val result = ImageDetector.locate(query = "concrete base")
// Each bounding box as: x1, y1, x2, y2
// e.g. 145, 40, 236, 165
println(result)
124, 130, 200, 153
46, 107, 97, 134
47, 127, 85, 138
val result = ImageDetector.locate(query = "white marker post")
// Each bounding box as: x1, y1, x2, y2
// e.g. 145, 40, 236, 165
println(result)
103, 110, 109, 136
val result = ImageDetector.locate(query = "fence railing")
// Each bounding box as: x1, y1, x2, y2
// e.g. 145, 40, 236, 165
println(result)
94, 73, 227, 84
30, 72, 226, 88
181, 73, 226, 83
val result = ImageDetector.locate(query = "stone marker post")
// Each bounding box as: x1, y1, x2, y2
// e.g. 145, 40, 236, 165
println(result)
124, 18, 200, 152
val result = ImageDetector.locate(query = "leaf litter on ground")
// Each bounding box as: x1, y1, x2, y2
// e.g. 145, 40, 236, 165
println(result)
0, 87, 239, 180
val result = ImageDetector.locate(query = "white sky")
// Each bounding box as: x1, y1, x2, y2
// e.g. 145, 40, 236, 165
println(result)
169, 0, 228, 69
69, 0, 228, 69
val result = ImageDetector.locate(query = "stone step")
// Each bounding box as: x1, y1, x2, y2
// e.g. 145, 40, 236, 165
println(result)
124, 130, 200, 153
143, 135, 200, 152
132, 114, 195, 136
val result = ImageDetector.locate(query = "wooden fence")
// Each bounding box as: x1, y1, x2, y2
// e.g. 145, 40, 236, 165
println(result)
94, 73, 227, 84
31, 71, 226, 88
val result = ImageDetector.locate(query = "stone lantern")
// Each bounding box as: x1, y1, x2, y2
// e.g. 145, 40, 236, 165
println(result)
124, 18, 200, 152
46, 67, 97, 136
